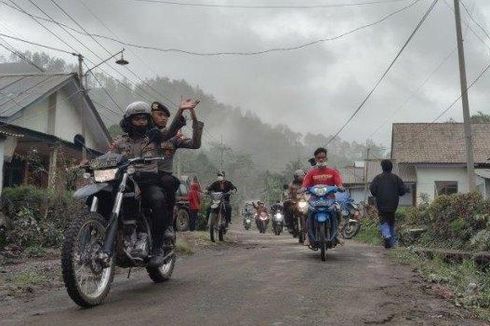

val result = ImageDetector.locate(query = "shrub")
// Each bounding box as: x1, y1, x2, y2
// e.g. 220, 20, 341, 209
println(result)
1, 186, 83, 250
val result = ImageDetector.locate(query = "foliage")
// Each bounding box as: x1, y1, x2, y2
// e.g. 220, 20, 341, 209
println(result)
390, 249, 490, 320
0, 186, 83, 250
471, 111, 490, 123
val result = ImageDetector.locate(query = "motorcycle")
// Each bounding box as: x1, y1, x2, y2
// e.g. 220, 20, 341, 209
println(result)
305, 185, 343, 261
242, 204, 254, 231
208, 191, 232, 242
62, 153, 176, 307
271, 204, 284, 236
256, 211, 270, 233
336, 192, 362, 239
295, 196, 308, 244
243, 214, 253, 230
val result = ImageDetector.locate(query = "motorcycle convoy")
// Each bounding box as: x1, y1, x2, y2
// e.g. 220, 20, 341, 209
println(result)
241, 188, 362, 262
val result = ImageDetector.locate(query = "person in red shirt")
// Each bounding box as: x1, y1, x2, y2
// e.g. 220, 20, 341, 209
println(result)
302, 147, 344, 246
188, 176, 202, 231
302, 148, 343, 188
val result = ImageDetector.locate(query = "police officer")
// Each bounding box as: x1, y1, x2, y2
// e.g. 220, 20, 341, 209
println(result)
151, 100, 204, 225
110, 101, 178, 267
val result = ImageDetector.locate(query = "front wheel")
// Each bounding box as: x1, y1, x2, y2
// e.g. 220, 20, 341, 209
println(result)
61, 212, 115, 307
209, 212, 217, 242
319, 223, 327, 262
175, 208, 190, 232
219, 225, 225, 241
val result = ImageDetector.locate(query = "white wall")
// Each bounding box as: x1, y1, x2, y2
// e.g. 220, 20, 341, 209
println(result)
13, 97, 49, 133
55, 90, 98, 149
415, 166, 468, 204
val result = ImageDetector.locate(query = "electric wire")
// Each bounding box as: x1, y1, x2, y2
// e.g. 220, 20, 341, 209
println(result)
122, 0, 411, 9
1, 0, 422, 56
326, 0, 438, 145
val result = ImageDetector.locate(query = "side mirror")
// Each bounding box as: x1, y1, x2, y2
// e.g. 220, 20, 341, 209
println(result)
74, 134, 86, 149
283, 184, 289, 190
308, 158, 316, 166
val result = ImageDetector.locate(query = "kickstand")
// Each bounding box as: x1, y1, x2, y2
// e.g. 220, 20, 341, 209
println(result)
127, 267, 132, 279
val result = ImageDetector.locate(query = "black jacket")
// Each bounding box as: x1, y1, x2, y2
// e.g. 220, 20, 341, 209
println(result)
369, 172, 407, 213
207, 180, 237, 202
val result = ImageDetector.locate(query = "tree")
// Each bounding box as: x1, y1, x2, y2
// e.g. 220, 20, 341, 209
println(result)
471, 111, 490, 123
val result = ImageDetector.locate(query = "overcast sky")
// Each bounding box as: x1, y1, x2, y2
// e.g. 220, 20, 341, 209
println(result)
1, 0, 490, 146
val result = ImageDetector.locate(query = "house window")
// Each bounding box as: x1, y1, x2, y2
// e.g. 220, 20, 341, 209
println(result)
435, 181, 458, 196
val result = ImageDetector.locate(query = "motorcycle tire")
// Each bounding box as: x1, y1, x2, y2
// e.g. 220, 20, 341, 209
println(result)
342, 222, 361, 239
298, 231, 304, 244
209, 213, 217, 242
319, 223, 327, 262
147, 253, 176, 283
62, 211, 115, 307
219, 226, 224, 241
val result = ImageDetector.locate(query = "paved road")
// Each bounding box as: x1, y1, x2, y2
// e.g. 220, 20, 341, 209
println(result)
0, 226, 484, 325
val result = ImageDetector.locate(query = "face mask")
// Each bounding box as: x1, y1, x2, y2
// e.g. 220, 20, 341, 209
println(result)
317, 161, 327, 168
217, 176, 224, 181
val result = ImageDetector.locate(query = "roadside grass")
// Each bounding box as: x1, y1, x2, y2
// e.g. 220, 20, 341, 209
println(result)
356, 218, 382, 246
389, 248, 490, 321
11, 269, 48, 288
175, 237, 194, 255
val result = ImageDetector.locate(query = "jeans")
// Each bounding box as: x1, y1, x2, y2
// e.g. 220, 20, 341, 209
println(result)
189, 209, 199, 231
379, 211, 396, 248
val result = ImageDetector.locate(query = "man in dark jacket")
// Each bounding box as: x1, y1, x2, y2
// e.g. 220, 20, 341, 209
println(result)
369, 159, 407, 249
206, 172, 237, 226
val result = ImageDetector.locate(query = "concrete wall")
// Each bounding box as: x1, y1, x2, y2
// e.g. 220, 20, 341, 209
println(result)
13, 97, 50, 133
415, 166, 468, 204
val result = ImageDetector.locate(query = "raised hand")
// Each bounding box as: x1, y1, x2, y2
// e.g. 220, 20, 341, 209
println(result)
179, 98, 200, 110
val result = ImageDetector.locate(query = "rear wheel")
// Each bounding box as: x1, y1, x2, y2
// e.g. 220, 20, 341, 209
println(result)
62, 212, 114, 307
319, 223, 326, 261
342, 221, 361, 239
218, 225, 224, 241
175, 208, 190, 232
147, 254, 176, 283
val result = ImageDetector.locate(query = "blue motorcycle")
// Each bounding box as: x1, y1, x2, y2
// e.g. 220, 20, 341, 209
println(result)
306, 185, 343, 261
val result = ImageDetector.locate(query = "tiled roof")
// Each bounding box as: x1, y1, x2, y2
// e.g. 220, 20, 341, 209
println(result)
391, 123, 490, 164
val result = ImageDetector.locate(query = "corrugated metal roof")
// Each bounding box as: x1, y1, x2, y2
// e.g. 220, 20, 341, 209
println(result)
0, 73, 73, 118
392, 123, 490, 164
340, 161, 416, 185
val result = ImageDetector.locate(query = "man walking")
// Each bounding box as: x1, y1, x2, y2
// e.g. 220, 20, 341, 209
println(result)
369, 159, 407, 249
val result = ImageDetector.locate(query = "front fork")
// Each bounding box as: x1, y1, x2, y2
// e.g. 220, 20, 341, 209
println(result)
101, 173, 129, 256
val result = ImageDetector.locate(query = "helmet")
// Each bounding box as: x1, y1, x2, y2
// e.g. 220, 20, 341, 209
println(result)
294, 169, 305, 178
124, 101, 151, 119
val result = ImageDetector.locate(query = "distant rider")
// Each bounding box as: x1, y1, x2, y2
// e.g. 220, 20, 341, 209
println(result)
206, 172, 237, 226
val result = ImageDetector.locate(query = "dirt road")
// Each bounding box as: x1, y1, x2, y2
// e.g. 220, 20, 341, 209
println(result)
0, 226, 485, 325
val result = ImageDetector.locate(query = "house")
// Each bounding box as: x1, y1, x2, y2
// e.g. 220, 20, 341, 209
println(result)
0, 72, 112, 193
391, 123, 490, 204
340, 160, 416, 206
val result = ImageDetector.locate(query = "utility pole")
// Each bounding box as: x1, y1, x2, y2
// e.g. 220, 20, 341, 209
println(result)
363, 147, 370, 202
454, 0, 476, 192
219, 135, 224, 171
76, 53, 87, 161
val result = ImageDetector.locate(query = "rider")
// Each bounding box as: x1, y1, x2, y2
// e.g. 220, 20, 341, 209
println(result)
284, 169, 305, 229
302, 147, 343, 246
109, 101, 180, 267
206, 172, 237, 226
253, 200, 269, 228
150, 100, 203, 230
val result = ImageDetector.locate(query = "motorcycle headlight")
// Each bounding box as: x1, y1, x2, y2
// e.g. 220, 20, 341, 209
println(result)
275, 213, 283, 220
298, 201, 308, 209
312, 186, 328, 196
93, 168, 118, 182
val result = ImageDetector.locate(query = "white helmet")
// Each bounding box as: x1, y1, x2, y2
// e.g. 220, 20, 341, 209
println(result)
124, 101, 151, 119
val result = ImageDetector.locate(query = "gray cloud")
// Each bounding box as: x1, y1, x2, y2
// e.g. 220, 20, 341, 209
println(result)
2, 0, 490, 146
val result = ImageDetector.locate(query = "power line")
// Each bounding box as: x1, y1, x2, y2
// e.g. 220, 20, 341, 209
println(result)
431, 61, 490, 122
0, 38, 45, 72
326, 0, 438, 145
2, 0, 422, 56
78, 0, 178, 109
122, 0, 411, 9
367, 46, 457, 139
0, 32, 74, 55
460, 0, 490, 46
